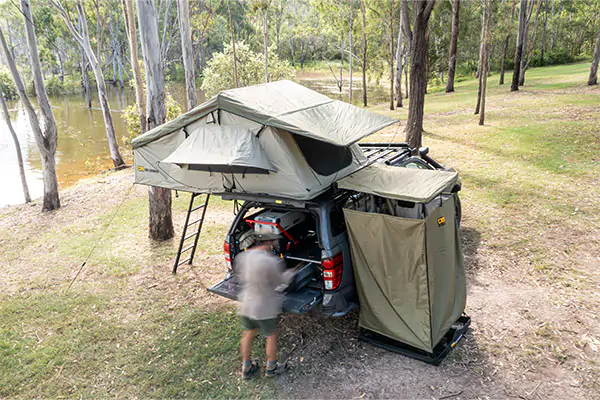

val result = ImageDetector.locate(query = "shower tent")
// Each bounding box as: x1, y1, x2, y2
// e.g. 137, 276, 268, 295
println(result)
131, 80, 397, 200
338, 163, 470, 364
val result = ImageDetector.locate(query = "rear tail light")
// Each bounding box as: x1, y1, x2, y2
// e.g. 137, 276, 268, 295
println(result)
224, 241, 232, 269
322, 253, 343, 290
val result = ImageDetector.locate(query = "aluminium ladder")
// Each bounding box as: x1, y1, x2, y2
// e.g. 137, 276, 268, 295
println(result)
173, 193, 210, 274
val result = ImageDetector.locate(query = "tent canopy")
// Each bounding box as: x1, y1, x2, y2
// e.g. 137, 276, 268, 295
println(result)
337, 163, 458, 203
131, 80, 397, 149
161, 125, 274, 174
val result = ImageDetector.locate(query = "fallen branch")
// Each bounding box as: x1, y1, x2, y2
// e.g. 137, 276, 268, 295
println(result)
439, 390, 463, 400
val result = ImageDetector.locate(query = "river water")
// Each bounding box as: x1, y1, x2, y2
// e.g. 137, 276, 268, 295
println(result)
0, 77, 388, 207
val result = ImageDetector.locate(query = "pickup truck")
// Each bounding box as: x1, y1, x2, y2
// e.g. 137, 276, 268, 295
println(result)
208, 143, 461, 316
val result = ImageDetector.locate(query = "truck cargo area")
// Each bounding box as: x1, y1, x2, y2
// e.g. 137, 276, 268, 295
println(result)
208, 206, 325, 314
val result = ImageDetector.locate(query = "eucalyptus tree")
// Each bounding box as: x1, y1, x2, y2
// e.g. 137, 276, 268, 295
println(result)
478, 0, 492, 126
1, 91, 31, 204
589, 21, 600, 85
0, 0, 60, 210
177, 0, 198, 109
137, 0, 174, 241
121, 0, 146, 131
52, 0, 126, 168
405, 0, 437, 150
445, 0, 459, 92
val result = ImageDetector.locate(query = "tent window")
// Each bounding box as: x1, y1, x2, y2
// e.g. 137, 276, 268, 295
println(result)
187, 164, 270, 174
293, 134, 352, 176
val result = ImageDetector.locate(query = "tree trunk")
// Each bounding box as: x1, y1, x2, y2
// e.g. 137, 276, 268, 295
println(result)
405, 1, 436, 151
54, 0, 125, 168
475, 7, 485, 114
589, 22, 600, 86
121, 0, 147, 132
499, 0, 516, 85
520, 0, 542, 86
177, 0, 197, 110
263, 7, 269, 83
404, 49, 409, 98
389, 0, 395, 110
21, 0, 60, 210
349, 8, 353, 103
1, 93, 31, 203
540, 0, 548, 63
479, 0, 492, 126
137, 0, 174, 241
445, 0, 460, 93
360, 0, 368, 107
111, 15, 118, 85
395, 2, 403, 107
227, 0, 239, 88
511, 0, 527, 91
1, 7, 60, 211
80, 39, 92, 108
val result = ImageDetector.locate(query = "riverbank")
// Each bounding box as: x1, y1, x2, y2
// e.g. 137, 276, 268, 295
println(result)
1, 62, 599, 398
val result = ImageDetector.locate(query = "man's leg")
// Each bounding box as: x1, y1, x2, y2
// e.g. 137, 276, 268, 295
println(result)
241, 329, 257, 364
265, 332, 277, 364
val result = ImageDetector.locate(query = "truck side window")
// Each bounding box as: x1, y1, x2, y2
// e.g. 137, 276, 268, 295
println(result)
330, 206, 346, 237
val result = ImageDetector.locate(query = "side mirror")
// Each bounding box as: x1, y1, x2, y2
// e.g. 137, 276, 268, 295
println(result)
418, 147, 429, 157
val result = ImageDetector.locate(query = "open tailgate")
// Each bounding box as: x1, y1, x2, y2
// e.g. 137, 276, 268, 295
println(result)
208, 276, 323, 314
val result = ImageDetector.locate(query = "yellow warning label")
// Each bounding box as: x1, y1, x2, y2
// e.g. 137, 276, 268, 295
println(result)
437, 216, 446, 227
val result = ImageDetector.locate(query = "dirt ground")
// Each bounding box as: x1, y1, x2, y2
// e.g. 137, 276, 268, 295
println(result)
2, 64, 599, 399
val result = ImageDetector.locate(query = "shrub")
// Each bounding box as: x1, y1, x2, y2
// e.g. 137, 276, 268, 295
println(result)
0, 69, 17, 100
200, 42, 295, 97
121, 93, 182, 146
44, 75, 64, 97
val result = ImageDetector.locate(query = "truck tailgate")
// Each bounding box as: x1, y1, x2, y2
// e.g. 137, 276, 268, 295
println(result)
208, 277, 323, 314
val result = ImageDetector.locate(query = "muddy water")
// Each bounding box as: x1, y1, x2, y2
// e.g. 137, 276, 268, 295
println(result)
0, 78, 389, 207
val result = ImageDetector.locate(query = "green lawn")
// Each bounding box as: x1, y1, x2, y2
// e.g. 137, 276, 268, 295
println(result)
1, 62, 599, 398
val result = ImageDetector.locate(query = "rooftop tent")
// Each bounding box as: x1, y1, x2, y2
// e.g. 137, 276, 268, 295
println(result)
161, 125, 275, 174
132, 80, 396, 200
341, 164, 466, 358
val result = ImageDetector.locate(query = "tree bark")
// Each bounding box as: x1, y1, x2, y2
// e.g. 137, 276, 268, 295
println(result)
137, 0, 173, 241
519, 0, 542, 86
53, 0, 125, 168
227, 0, 239, 88
395, 2, 404, 107
589, 22, 600, 86
405, 0, 436, 151
1, 10, 60, 211
445, 0, 460, 93
500, 0, 517, 85
360, 0, 368, 107
479, 0, 492, 126
1, 92, 31, 203
263, 6, 269, 83
511, 0, 527, 91
475, 5, 485, 114
21, 0, 60, 210
349, 6, 353, 103
177, 0, 197, 110
121, 0, 147, 132
389, 0, 395, 110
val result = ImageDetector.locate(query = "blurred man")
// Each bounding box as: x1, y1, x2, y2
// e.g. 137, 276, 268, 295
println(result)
236, 233, 295, 379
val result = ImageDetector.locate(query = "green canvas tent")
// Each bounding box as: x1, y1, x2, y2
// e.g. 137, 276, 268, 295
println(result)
341, 165, 466, 354
132, 80, 396, 200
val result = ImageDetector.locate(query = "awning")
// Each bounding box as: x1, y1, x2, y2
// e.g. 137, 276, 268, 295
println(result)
161, 125, 275, 174
337, 163, 458, 203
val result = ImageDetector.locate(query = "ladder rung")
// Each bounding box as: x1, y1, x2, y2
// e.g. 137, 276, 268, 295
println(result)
187, 218, 203, 226
181, 244, 194, 253
178, 257, 192, 266
184, 231, 199, 241
191, 204, 206, 212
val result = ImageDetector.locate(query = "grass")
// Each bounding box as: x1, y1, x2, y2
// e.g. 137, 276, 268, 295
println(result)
1, 62, 600, 397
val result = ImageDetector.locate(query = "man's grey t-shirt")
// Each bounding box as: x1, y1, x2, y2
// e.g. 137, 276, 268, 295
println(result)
236, 249, 293, 320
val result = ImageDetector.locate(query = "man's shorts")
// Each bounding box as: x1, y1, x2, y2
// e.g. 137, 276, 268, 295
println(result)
240, 316, 278, 337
